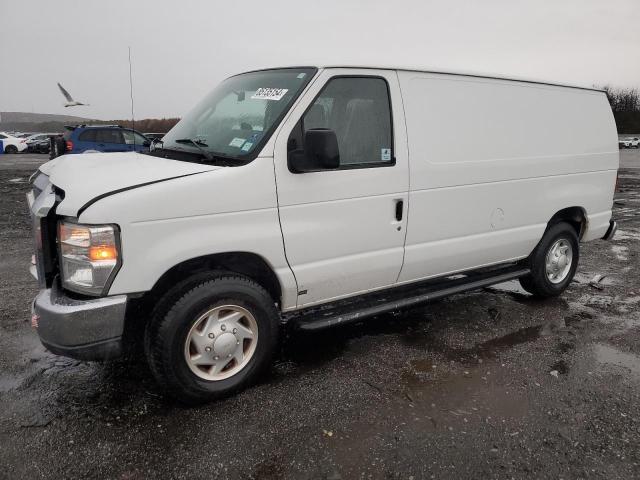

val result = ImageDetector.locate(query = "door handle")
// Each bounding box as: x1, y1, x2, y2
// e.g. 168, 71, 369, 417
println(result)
395, 199, 404, 221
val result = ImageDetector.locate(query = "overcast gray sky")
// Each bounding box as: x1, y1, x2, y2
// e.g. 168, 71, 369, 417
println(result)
1, 0, 638, 120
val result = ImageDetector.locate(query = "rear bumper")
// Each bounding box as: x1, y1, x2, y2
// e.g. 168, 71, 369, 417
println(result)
602, 219, 617, 241
32, 283, 127, 361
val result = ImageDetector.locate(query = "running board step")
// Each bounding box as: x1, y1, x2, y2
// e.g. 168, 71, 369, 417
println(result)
288, 266, 530, 331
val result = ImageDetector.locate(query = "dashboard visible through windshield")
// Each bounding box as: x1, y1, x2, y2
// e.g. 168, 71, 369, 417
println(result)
160, 67, 317, 163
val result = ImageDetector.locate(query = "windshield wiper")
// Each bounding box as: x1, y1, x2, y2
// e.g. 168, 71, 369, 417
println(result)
175, 138, 214, 161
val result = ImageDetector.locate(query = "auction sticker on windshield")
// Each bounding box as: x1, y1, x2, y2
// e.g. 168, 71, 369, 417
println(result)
251, 88, 288, 101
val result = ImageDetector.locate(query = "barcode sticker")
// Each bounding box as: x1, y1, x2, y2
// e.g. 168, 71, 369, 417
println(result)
251, 88, 288, 101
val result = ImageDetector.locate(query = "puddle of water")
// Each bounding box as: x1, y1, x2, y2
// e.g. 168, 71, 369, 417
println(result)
400, 324, 546, 401
594, 344, 640, 380
400, 356, 530, 424
404, 324, 545, 371
475, 325, 541, 354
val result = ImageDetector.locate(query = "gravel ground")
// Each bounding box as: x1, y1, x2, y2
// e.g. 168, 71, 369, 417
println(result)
0, 151, 639, 480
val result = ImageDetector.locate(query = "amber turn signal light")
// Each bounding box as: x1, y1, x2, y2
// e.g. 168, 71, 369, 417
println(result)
88, 245, 118, 261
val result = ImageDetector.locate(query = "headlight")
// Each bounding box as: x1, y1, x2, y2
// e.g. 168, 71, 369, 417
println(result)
58, 221, 121, 295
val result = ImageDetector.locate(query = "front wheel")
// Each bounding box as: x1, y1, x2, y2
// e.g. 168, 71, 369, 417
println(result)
144, 274, 280, 404
519, 222, 579, 298
4, 145, 18, 154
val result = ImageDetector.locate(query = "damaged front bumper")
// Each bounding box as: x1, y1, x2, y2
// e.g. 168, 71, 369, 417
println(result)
28, 173, 127, 361
32, 281, 127, 361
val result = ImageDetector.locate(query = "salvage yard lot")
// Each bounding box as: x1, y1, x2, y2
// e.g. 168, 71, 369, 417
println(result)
1, 151, 639, 479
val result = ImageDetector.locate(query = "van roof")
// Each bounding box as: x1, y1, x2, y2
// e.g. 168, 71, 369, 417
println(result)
249, 65, 604, 93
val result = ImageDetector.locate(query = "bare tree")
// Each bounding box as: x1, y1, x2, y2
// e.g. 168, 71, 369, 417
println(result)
597, 85, 640, 133
600, 85, 640, 113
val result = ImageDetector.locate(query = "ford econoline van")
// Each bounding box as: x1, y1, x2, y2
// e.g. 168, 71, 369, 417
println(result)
28, 66, 618, 402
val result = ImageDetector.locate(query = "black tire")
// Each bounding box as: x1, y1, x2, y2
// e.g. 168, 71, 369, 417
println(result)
519, 222, 579, 298
4, 145, 18, 154
144, 273, 280, 404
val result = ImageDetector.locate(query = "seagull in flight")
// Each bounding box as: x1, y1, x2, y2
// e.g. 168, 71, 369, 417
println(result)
57, 82, 89, 107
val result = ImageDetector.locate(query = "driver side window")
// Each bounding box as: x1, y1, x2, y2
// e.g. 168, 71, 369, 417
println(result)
290, 77, 394, 168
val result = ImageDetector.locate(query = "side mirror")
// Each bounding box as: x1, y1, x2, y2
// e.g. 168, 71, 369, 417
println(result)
142, 140, 151, 147
289, 128, 340, 173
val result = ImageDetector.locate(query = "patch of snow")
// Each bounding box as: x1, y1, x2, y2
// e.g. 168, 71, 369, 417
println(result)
611, 245, 629, 261
614, 229, 640, 241
488, 280, 530, 296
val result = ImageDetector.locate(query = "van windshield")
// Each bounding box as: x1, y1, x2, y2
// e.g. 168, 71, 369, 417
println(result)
161, 68, 316, 162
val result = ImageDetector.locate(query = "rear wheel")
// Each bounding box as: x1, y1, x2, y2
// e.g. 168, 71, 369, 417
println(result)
4, 145, 18, 154
144, 274, 280, 404
519, 222, 579, 298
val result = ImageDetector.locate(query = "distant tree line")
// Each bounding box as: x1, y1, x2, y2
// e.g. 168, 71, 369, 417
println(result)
94, 117, 180, 133
0, 117, 180, 134
599, 86, 640, 134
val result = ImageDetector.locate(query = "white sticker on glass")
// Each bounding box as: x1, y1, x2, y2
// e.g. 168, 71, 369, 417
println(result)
251, 88, 289, 101
229, 137, 245, 147
241, 142, 253, 152
296, 73, 306, 79
381, 148, 391, 161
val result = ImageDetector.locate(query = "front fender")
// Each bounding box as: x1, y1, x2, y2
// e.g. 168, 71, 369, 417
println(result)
78, 158, 298, 310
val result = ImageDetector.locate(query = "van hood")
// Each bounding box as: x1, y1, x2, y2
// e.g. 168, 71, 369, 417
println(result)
40, 152, 220, 217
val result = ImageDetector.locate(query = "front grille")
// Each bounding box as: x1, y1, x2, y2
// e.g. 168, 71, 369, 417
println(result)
41, 213, 59, 287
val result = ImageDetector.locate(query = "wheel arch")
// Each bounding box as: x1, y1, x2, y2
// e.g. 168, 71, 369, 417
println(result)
546, 206, 587, 240
146, 252, 283, 306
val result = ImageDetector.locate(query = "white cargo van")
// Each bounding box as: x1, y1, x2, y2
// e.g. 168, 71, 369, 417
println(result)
28, 66, 618, 402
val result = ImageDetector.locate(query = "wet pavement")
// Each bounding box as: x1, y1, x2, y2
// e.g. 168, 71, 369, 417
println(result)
1, 151, 639, 479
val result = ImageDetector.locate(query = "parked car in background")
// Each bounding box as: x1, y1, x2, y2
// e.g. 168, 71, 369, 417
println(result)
50, 125, 151, 158
0, 132, 29, 153
619, 137, 640, 148
25, 133, 54, 154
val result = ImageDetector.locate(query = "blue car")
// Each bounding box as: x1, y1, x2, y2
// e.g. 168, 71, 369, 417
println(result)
51, 125, 151, 158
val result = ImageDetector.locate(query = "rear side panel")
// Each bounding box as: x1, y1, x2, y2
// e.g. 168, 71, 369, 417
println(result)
397, 71, 618, 284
